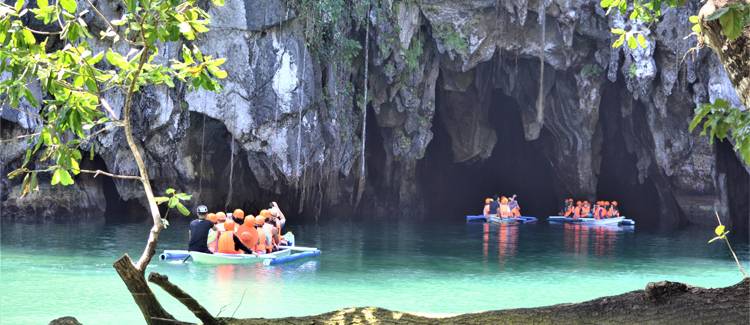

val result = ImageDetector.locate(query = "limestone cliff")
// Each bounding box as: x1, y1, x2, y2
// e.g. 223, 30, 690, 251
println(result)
1, 0, 748, 231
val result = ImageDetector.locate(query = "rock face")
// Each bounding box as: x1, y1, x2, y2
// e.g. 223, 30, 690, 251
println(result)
1, 0, 748, 230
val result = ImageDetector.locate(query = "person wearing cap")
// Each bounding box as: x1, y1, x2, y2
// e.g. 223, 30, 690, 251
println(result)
608, 201, 620, 217
188, 205, 217, 254
489, 194, 500, 216
483, 198, 493, 216
509, 194, 521, 217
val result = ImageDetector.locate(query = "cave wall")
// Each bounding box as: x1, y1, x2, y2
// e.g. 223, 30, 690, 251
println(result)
1, 0, 748, 229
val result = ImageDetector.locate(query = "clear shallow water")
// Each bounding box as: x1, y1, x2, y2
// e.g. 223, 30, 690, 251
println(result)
1, 219, 748, 324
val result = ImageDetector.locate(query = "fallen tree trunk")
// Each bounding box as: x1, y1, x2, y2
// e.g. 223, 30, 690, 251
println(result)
223, 278, 749, 324
148, 272, 219, 325
113, 255, 176, 325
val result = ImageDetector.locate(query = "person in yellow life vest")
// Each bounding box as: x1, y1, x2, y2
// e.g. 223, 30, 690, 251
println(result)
216, 219, 253, 254
483, 198, 493, 216
609, 201, 620, 217
498, 196, 512, 218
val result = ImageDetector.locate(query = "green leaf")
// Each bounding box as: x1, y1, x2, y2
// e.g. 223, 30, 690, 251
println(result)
14, 0, 25, 13
612, 34, 625, 48
22, 29, 35, 45
637, 34, 647, 48
715, 224, 726, 236
165, 188, 176, 195
688, 15, 700, 24
692, 24, 702, 33
611, 28, 625, 35
176, 202, 190, 216
51, 168, 62, 185
154, 196, 169, 205
211, 0, 225, 6
175, 193, 192, 201
59, 169, 74, 185
59, 0, 76, 13
105, 50, 128, 69
705, 7, 729, 21
626, 34, 637, 49
70, 157, 80, 175
37, 0, 48, 10
168, 196, 178, 208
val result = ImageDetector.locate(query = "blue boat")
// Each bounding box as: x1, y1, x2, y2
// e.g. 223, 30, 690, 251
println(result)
465, 215, 538, 224
548, 216, 636, 227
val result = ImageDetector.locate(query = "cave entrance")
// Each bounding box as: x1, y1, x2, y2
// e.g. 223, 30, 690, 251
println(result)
419, 84, 559, 220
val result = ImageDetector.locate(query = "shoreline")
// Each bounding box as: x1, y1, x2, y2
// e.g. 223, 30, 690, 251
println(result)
219, 278, 749, 324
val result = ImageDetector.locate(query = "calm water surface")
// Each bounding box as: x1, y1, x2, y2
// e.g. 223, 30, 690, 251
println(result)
1, 219, 748, 324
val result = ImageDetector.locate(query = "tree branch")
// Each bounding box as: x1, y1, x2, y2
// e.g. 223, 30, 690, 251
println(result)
148, 273, 218, 325
76, 169, 143, 180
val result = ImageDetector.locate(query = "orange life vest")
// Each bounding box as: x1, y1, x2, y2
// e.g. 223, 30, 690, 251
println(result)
580, 206, 590, 218
499, 204, 512, 217
236, 223, 257, 252
217, 231, 241, 254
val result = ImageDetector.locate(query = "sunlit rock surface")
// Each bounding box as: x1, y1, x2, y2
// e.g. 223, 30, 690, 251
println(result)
1, 0, 747, 229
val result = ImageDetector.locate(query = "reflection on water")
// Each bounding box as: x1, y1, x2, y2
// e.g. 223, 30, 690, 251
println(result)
481, 223, 518, 265
562, 223, 636, 257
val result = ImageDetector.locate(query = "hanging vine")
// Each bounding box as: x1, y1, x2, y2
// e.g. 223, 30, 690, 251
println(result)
354, 1, 371, 207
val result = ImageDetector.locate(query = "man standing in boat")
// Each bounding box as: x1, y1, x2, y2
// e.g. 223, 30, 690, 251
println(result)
188, 205, 217, 254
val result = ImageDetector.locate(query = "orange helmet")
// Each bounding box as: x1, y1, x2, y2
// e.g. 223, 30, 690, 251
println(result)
233, 209, 245, 220
260, 209, 272, 218
224, 219, 236, 232
206, 213, 218, 224
500, 197, 509, 204
485, 198, 493, 204
612, 201, 618, 206
216, 212, 227, 222
255, 215, 265, 226
576, 201, 582, 206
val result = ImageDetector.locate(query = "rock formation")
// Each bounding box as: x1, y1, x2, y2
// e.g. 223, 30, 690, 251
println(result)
1, 0, 748, 231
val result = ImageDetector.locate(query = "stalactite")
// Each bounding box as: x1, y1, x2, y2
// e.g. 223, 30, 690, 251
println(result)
224, 139, 235, 210
197, 114, 206, 203
295, 48, 306, 186
536, 0, 547, 124
355, 3, 371, 208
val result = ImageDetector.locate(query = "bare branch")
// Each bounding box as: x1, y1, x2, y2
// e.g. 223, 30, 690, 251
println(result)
76, 169, 143, 180
0, 132, 41, 143
148, 273, 218, 325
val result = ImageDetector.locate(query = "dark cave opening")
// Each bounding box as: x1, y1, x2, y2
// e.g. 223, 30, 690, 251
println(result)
85, 155, 144, 223
418, 85, 559, 220
595, 83, 662, 229
716, 140, 749, 235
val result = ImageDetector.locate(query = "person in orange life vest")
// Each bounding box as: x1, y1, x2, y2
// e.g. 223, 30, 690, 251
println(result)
260, 210, 277, 252
562, 198, 574, 216
217, 219, 254, 254
573, 201, 583, 219
254, 215, 269, 254
509, 194, 521, 217
206, 213, 220, 252
483, 198, 493, 216
580, 201, 591, 218
498, 196, 512, 218
609, 201, 620, 217
592, 201, 604, 220
215, 212, 227, 231
234, 209, 258, 251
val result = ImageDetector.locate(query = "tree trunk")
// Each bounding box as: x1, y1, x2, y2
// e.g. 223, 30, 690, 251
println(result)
700, 0, 750, 108
113, 255, 176, 325
148, 273, 219, 325
224, 278, 750, 324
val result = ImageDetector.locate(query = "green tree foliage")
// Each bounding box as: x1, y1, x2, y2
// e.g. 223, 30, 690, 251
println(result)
600, 0, 750, 165
1, 0, 226, 196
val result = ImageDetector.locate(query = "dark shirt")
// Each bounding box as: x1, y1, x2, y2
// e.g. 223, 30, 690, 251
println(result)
489, 201, 500, 215
188, 219, 214, 253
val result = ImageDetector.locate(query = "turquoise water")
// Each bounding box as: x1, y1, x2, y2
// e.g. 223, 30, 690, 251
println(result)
1, 219, 748, 324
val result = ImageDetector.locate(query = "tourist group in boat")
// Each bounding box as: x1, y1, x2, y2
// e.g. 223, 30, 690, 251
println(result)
483, 195, 523, 218
559, 198, 620, 219
188, 202, 288, 255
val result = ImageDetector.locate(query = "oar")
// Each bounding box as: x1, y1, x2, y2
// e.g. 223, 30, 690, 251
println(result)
182, 254, 191, 263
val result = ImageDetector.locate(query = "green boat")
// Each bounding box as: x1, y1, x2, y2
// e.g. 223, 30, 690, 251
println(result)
189, 249, 292, 265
